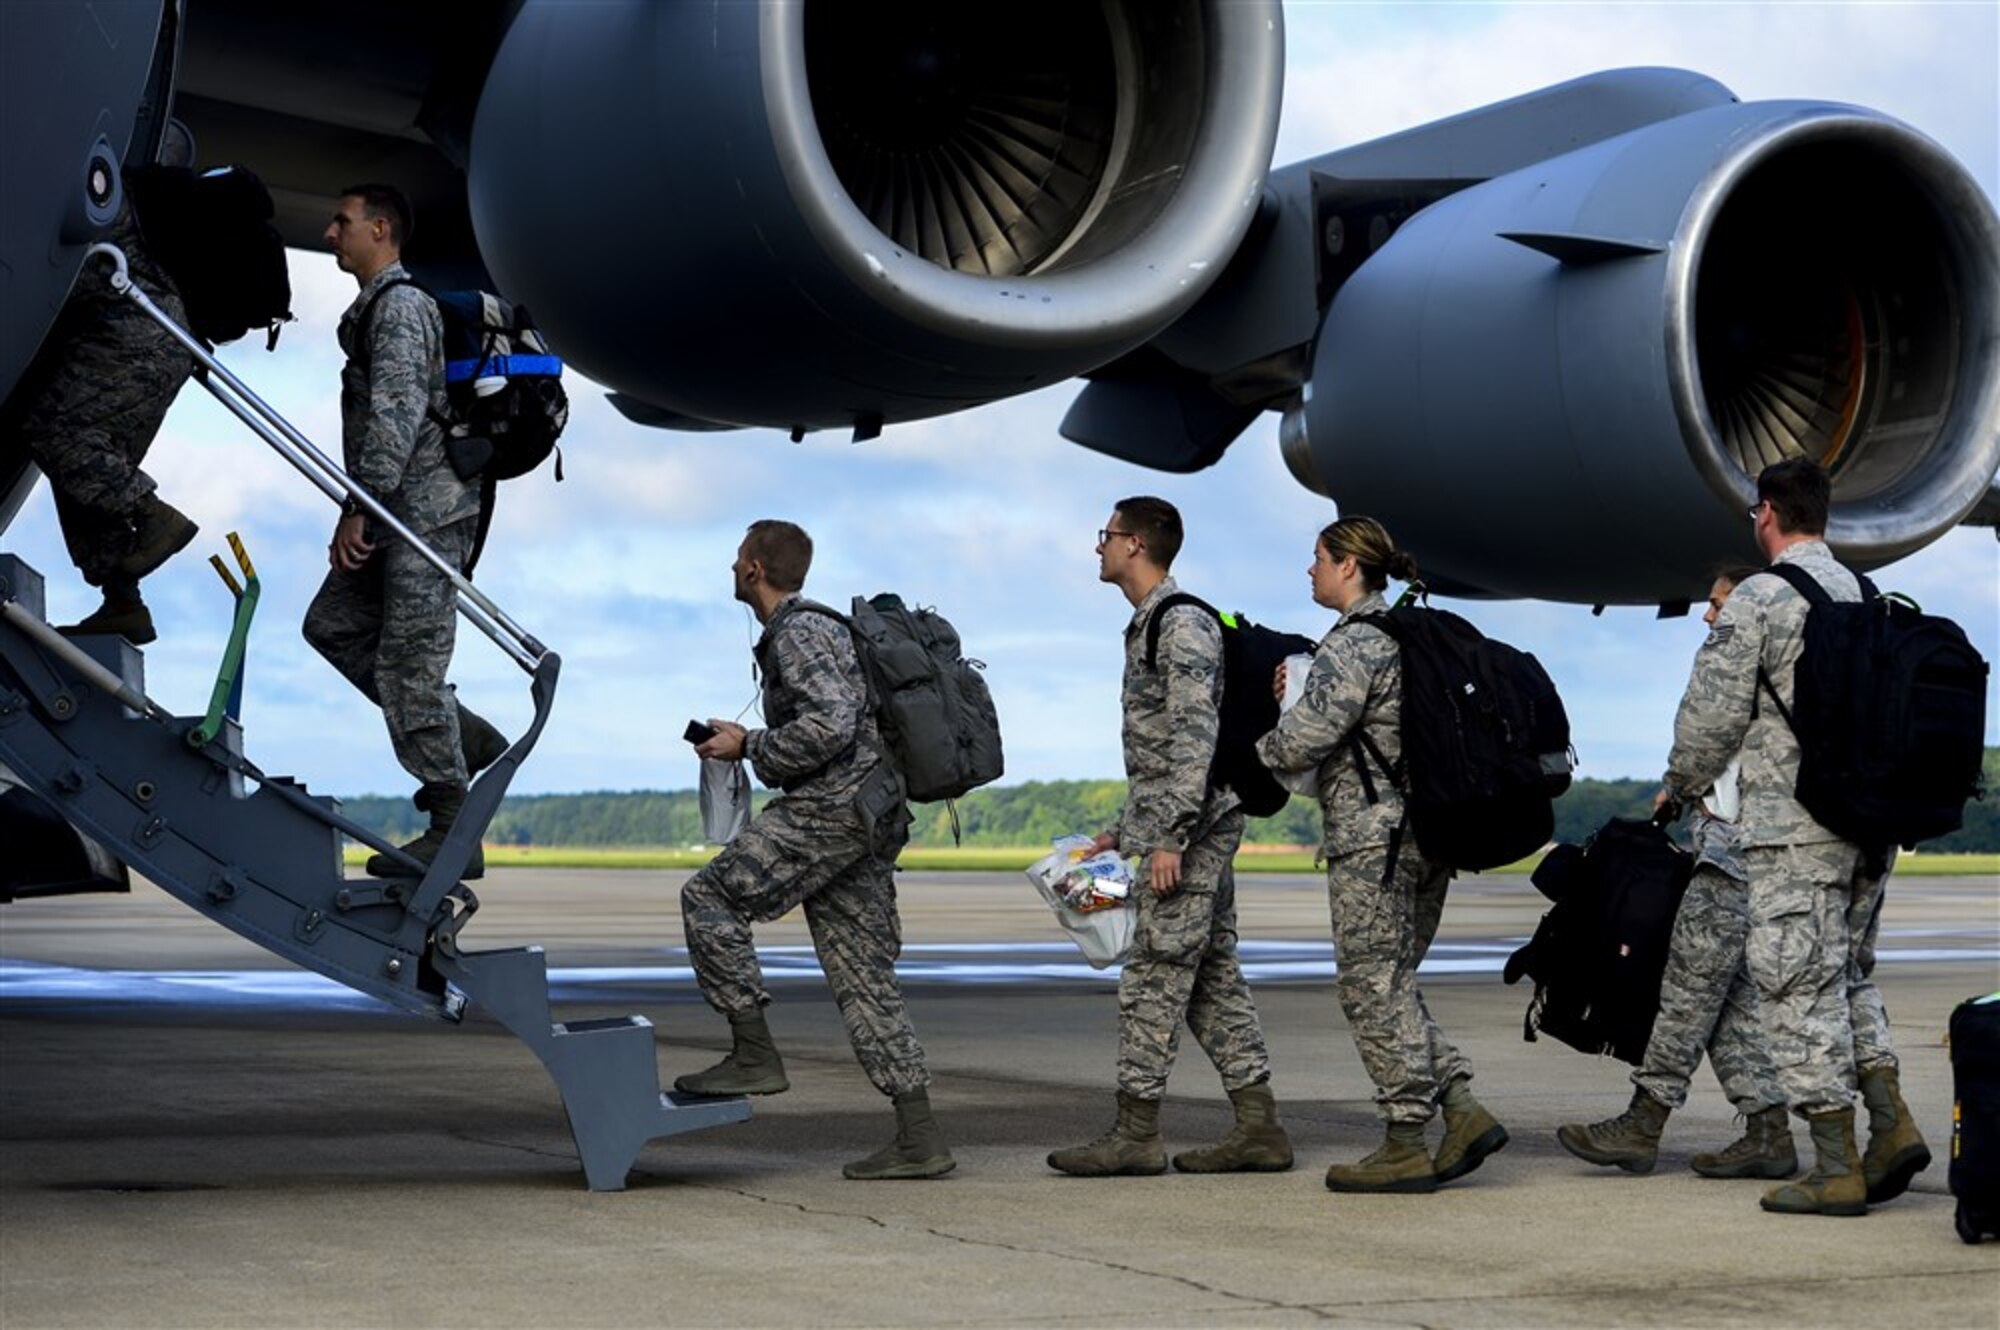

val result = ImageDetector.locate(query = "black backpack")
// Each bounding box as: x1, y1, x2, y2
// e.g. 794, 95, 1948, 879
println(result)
1143, 593, 1316, 818
1754, 562, 1987, 850
1353, 604, 1574, 872
124, 164, 292, 347
1503, 814, 1694, 1063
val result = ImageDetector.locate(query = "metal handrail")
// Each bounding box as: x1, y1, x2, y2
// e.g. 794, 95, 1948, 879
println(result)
85, 244, 547, 673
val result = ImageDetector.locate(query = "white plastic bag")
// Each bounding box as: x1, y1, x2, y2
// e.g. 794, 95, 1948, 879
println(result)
1026, 835, 1136, 969
1270, 651, 1323, 797
699, 757, 751, 845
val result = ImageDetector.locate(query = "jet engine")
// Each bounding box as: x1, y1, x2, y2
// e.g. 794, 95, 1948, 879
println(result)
468, 0, 1283, 434
1281, 102, 2000, 604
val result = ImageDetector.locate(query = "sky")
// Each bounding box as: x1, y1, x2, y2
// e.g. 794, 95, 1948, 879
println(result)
7, 1, 1997, 802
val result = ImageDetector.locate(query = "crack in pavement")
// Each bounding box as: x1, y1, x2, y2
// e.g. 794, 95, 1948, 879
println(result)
665, 1175, 1343, 1323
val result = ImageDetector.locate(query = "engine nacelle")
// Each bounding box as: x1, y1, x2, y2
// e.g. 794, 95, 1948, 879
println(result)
469, 0, 1282, 434
1283, 102, 2000, 604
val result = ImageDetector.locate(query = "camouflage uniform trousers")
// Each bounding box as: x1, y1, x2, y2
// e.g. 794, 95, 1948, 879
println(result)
301, 516, 473, 788
1631, 864, 1782, 1113
1743, 839, 1874, 1114
1327, 842, 1471, 1125
1117, 808, 1272, 1101
14, 281, 193, 585
1847, 851, 1898, 1076
681, 794, 929, 1097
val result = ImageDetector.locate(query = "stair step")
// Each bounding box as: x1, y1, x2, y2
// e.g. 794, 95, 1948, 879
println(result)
557, 1015, 651, 1036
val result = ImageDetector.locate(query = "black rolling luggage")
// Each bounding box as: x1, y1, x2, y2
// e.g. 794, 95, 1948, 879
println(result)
1503, 813, 1693, 1063
1950, 992, 2000, 1244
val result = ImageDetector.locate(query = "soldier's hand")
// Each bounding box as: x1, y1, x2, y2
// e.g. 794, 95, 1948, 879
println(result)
697, 719, 747, 762
330, 514, 374, 571
1272, 661, 1288, 703
1088, 831, 1118, 855
1148, 848, 1183, 896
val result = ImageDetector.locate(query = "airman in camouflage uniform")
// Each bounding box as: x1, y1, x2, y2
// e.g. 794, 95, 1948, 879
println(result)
1559, 573, 1796, 1180
1049, 498, 1289, 1179
6, 200, 198, 643
1257, 516, 1506, 1193
301, 185, 498, 879
676, 519, 952, 1181
1662, 457, 1927, 1216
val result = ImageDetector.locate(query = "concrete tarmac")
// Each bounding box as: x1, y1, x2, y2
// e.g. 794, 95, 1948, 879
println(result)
2, 869, 1996, 1328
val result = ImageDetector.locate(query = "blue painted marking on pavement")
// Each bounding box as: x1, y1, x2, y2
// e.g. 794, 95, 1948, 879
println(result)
4, 931, 1993, 1014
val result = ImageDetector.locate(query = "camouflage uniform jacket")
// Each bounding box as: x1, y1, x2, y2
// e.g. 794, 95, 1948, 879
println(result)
338, 261, 477, 533
1110, 576, 1238, 856
1255, 590, 1406, 862
745, 594, 886, 805
1665, 540, 1860, 848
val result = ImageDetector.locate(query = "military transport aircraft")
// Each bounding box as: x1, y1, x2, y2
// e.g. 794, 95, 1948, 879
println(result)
1, 0, 1996, 1189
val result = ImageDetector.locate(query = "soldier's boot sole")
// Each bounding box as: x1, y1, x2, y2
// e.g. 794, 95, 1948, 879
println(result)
1865, 1142, 1932, 1205
1691, 1152, 1798, 1180
57, 603, 156, 646
1759, 1181, 1867, 1217
1434, 1122, 1510, 1185
1556, 1124, 1657, 1174
1172, 1127, 1295, 1174
363, 842, 484, 881
1046, 1144, 1167, 1177
1325, 1165, 1438, 1195
674, 1064, 790, 1097
843, 1151, 957, 1181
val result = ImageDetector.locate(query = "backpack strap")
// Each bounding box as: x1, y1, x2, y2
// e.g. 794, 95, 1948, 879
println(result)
1747, 560, 1843, 729
352, 277, 421, 369
352, 277, 457, 440
1142, 592, 1219, 671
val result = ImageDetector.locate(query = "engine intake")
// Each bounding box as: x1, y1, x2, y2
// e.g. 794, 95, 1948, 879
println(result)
1287, 102, 2000, 603
469, 0, 1282, 432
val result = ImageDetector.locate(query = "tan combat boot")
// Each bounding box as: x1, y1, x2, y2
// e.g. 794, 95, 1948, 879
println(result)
117, 495, 198, 580
1556, 1088, 1670, 1174
1172, 1082, 1294, 1173
1858, 1064, 1931, 1203
1434, 1077, 1509, 1183
58, 594, 156, 645
675, 1009, 791, 1096
1691, 1105, 1797, 1179
1326, 1122, 1437, 1194
366, 782, 484, 879
844, 1088, 956, 1180
1047, 1092, 1167, 1176
1761, 1107, 1867, 1217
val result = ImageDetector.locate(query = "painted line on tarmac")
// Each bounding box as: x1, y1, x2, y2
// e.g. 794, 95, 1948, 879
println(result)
3, 930, 1995, 1013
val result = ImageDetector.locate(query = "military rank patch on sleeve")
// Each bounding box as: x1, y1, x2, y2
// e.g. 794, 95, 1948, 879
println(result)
1702, 623, 1735, 650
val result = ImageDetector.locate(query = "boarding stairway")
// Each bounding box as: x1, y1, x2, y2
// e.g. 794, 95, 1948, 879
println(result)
0, 245, 747, 1189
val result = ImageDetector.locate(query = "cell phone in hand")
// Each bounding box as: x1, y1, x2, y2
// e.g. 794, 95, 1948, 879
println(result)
685, 719, 718, 746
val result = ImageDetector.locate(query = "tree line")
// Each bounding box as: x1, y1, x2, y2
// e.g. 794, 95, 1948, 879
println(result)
341, 748, 1999, 851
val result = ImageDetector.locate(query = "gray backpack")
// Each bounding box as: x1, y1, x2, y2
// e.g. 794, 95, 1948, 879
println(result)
781, 595, 1004, 803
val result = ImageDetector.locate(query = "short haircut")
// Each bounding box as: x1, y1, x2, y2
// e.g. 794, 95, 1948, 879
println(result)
1712, 562, 1763, 590
1113, 496, 1183, 570
744, 518, 812, 592
1757, 457, 1830, 536
340, 182, 414, 249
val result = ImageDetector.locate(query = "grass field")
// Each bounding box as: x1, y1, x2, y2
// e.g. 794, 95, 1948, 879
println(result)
343, 844, 2000, 877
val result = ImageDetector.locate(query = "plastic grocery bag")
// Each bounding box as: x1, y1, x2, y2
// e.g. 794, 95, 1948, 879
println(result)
699, 757, 751, 845
1026, 835, 1136, 969
1269, 651, 1323, 798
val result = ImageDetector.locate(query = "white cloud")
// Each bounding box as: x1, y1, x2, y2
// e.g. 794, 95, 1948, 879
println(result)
5, 4, 1994, 800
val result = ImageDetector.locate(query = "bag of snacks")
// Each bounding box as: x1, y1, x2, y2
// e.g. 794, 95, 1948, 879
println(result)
1025, 835, 1136, 969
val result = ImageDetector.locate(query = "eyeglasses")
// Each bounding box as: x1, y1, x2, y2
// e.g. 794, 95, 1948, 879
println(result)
1746, 500, 1767, 520
1096, 528, 1138, 546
